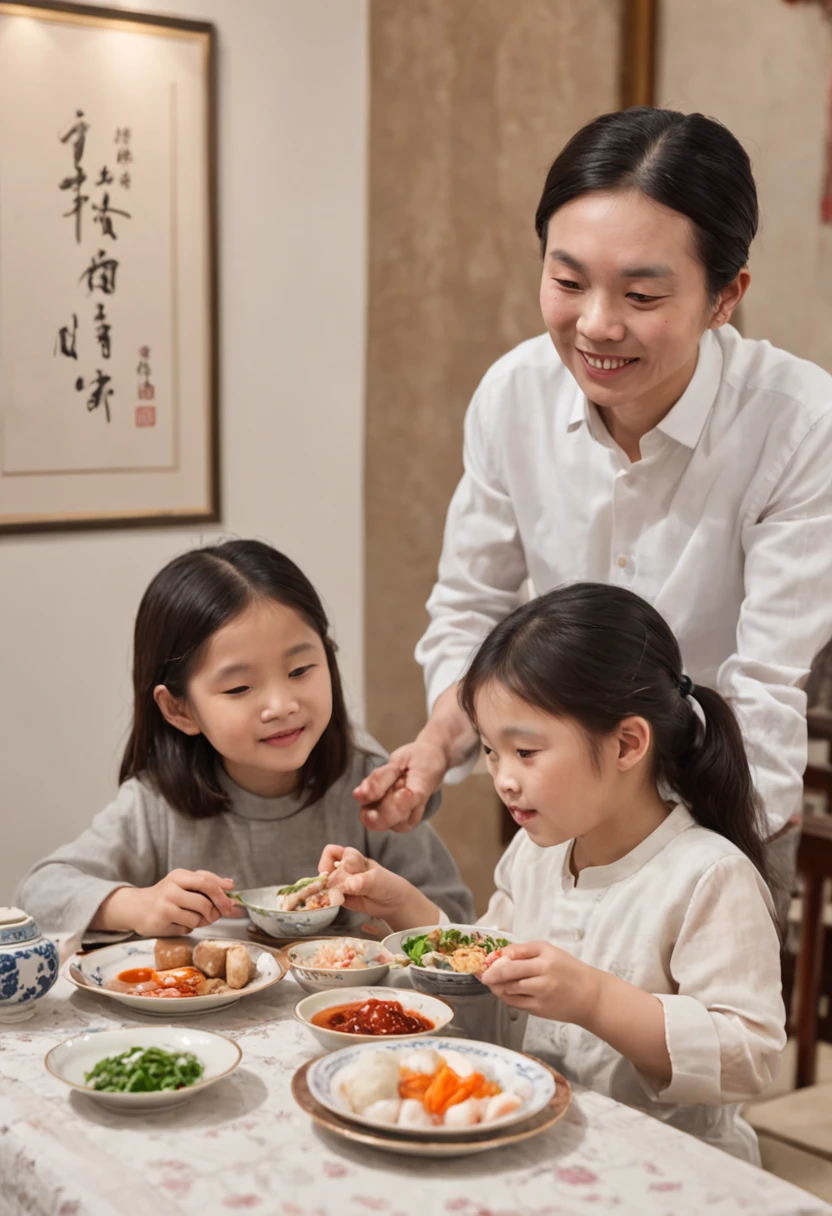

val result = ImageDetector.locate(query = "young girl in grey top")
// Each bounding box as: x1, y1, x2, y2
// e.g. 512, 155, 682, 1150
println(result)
17, 540, 473, 936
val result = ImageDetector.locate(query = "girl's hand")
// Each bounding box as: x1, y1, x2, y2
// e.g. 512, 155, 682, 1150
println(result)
480, 940, 600, 1026
317, 845, 440, 931
93, 869, 246, 936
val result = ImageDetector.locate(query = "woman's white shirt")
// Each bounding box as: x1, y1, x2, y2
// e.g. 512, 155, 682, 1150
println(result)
473, 806, 786, 1164
415, 325, 832, 832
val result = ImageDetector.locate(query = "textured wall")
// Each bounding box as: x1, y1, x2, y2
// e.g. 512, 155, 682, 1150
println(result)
365, 0, 623, 910
657, 0, 832, 374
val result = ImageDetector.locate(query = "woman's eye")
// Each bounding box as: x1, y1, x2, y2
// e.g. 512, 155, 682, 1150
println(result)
223, 686, 249, 696
517, 749, 537, 759
554, 278, 581, 290
627, 292, 661, 303
289, 664, 315, 679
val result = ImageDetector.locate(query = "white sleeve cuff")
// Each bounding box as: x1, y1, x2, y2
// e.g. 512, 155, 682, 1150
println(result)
636, 993, 723, 1106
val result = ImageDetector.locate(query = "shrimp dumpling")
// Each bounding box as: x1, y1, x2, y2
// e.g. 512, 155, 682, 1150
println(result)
483, 1091, 524, 1123
397, 1098, 434, 1128
442, 1098, 481, 1128
438, 1049, 476, 1077
399, 1048, 442, 1075
363, 1097, 402, 1125
335, 1051, 399, 1114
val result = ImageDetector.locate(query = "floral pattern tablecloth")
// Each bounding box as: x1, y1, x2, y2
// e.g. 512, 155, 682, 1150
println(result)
1, 967, 829, 1216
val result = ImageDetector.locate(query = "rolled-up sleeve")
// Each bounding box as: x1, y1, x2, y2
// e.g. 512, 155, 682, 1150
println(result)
718, 412, 832, 835
638, 855, 786, 1106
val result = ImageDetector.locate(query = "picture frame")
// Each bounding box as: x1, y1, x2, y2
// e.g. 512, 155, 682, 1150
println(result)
0, 0, 219, 534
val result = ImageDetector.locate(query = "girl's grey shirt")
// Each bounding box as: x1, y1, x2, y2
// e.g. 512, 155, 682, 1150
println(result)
16, 733, 474, 933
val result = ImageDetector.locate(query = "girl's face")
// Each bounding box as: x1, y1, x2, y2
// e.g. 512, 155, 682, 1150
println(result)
158, 598, 333, 797
539, 188, 725, 419
474, 680, 646, 850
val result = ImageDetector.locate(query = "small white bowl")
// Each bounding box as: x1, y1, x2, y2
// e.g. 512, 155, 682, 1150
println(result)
45, 1025, 242, 1111
382, 925, 519, 996
294, 986, 454, 1052
287, 938, 391, 994
231, 886, 340, 938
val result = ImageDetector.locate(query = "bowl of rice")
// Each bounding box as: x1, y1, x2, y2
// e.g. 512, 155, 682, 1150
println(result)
287, 937, 394, 994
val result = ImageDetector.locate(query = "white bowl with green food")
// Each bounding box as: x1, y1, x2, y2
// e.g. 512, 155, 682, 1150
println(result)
382, 925, 519, 995
45, 1025, 242, 1110
230, 876, 343, 937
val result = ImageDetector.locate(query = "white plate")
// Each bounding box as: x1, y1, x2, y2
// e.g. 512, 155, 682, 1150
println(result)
230, 886, 341, 937
294, 986, 454, 1051
307, 1037, 555, 1137
65, 937, 284, 1015
46, 1025, 241, 1110
382, 925, 519, 995
287, 937, 391, 994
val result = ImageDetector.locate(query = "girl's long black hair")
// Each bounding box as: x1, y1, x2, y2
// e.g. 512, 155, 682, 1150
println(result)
459, 583, 770, 886
120, 539, 350, 818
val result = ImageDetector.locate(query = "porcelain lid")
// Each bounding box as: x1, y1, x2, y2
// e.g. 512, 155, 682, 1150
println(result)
0, 907, 30, 927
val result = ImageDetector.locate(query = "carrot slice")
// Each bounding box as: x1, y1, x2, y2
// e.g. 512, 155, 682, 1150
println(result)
424, 1064, 461, 1115
437, 1072, 484, 1114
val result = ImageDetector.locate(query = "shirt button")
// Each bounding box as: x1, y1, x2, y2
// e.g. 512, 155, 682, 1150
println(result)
575, 929, 585, 941
616, 555, 627, 568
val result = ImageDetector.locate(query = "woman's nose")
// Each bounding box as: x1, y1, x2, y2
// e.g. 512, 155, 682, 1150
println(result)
576, 293, 626, 345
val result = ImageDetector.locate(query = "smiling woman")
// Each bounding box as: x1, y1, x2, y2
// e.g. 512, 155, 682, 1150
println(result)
358, 106, 832, 935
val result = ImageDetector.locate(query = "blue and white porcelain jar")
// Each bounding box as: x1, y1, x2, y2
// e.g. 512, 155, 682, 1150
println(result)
0, 906, 59, 1022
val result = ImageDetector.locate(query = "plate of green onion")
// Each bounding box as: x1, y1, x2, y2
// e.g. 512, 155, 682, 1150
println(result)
45, 1025, 241, 1110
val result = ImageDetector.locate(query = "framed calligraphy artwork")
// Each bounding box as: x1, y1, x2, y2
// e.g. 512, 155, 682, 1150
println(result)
0, 1, 218, 533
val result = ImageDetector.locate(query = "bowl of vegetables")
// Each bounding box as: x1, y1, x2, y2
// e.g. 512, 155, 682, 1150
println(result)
45, 1025, 242, 1110
230, 875, 343, 937
382, 925, 519, 995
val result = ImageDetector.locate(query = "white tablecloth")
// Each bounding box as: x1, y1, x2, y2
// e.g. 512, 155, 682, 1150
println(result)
1, 934, 829, 1216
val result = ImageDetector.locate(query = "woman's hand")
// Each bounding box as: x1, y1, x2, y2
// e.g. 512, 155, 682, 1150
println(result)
317, 845, 440, 931
480, 940, 600, 1025
352, 739, 449, 833
92, 869, 246, 936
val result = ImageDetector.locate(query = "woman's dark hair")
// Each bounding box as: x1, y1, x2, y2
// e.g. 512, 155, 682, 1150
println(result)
459, 583, 770, 888
120, 539, 350, 818
535, 107, 758, 300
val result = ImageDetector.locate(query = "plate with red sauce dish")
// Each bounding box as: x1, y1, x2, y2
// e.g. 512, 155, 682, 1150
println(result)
294, 986, 454, 1050
64, 937, 285, 1015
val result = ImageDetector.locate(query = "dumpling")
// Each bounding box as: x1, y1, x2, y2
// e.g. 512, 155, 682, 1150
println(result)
483, 1091, 524, 1123
442, 1098, 481, 1128
193, 940, 232, 978
154, 938, 194, 970
397, 1098, 434, 1128
438, 1049, 476, 1078
399, 1048, 442, 1075
335, 1051, 399, 1114
363, 1097, 402, 1125
225, 943, 256, 989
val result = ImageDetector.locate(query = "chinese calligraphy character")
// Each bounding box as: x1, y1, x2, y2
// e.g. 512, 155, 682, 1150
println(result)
116, 147, 133, 165
80, 249, 119, 295
92, 191, 131, 240
76, 369, 114, 422
94, 303, 111, 359
119, 171, 131, 190
54, 314, 79, 359
58, 110, 91, 244
95, 165, 114, 186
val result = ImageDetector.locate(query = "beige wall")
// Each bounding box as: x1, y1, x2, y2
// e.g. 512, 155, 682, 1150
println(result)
1, 0, 369, 898
657, 0, 832, 373
364, 0, 623, 911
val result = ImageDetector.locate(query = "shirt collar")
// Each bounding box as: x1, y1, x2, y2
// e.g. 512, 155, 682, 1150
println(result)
565, 329, 723, 451
560, 804, 696, 891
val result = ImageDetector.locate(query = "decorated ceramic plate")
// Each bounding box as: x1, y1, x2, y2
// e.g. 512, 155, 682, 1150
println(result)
64, 937, 284, 1015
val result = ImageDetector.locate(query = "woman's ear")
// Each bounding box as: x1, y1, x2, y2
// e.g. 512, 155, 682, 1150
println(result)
616, 715, 652, 771
709, 268, 751, 329
153, 685, 201, 736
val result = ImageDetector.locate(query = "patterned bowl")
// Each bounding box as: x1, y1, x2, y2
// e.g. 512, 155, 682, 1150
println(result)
286, 938, 391, 994
382, 925, 519, 996
0, 907, 59, 1023
230, 886, 341, 938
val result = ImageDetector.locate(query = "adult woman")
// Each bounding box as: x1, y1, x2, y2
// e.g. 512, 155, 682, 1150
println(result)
355, 107, 832, 922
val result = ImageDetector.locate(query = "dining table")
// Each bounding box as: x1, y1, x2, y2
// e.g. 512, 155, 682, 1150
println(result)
1, 919, 829, 1216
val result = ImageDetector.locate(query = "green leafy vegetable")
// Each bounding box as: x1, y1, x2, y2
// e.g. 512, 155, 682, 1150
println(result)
401, 929, 510, 967
276, 875, 320, 896
83, 1046, 204, 1093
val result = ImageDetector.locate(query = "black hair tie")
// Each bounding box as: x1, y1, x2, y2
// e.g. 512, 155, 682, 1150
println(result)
678, 674, 694, 698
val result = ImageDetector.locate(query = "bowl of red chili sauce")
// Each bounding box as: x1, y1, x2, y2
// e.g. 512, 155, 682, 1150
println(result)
294, 986, 454, 1051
